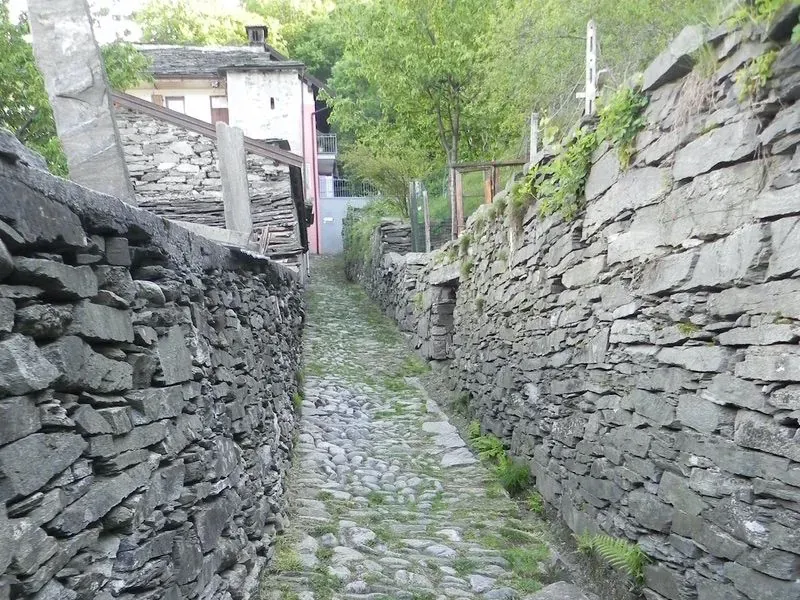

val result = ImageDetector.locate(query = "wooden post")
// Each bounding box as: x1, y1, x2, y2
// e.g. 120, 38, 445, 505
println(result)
454, 169, 465, 237
575, 20, 598, 116
529, 112, 539, 158
491, 164, 499, 200
408, 180, 419, 251
483, 169, 493, 205
422, 190, 432, 252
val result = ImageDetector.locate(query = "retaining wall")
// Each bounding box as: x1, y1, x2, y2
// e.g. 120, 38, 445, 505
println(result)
0, 130, 304, 600
347, 18, 800, 600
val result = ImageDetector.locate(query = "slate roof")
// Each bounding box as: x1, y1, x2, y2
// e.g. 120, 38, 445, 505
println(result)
136, 45, 305, 78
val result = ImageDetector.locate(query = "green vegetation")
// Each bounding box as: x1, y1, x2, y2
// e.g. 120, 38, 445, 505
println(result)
528, 492, 545, 516
467, 421, 532, 496
577, 533, 650, 585
271, 537, 303, 573
309, 568, 342, 600
497, 460, 531, 496
453, 556, 478, 576
460, 258, 475, 280
342, 198, 406, 275
475, 297, 485, 315
366, 491, 385, 506
291, 391, 303, 414
677, 321, 701, 335
315, 546, 333, 561
596, 86, 649, 167
413, 292, 424, 312
735, 49, 779, 101
459, 232, 473, 256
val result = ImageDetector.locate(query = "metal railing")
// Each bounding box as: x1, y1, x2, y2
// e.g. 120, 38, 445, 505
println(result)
321, 178, 379, 198
317, 132, 337, 154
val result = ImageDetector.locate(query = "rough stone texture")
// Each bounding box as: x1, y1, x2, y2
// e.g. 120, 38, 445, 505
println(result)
0, 145, 303, 598
27, 0, 136, 204
114, 107, 300, 253
346, 23, 800, 600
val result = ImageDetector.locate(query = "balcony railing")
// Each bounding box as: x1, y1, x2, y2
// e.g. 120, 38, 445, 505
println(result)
321, 178, 379, 198
317, 133, 337, 154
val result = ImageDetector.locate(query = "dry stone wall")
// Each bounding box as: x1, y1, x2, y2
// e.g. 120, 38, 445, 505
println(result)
0, 130, 304, 600
348, 18, 800, 600
114, 107, 299, 251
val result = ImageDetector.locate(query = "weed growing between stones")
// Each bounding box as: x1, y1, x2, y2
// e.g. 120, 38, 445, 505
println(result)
474, 296, 485, 315
675, 43, 720, 126
453, 556, 478, 576
736, 49, 779, 101
309, 522, 338, 537
309, 568, 342, 600
367, 490, 385, 506
577, 533, 650, 586
315, 546, 333, 561
596, 86, 649, 167
460, 258, 475, 279
497, 460, 531, 496
271, 537, 303, 573
528, 491, 545, 515
677, 321, 701, 335
459, 231, 473, 256
291, 391, 303, 414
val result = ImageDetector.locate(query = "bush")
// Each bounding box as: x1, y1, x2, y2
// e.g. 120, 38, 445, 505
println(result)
497, 458, 531, 496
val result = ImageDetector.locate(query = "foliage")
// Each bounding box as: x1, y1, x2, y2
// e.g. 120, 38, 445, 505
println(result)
0, 2, 150, 175
339, 135, 425, 213
459, 232, 472, 256
496, 459, 531, 496
596, 86, 649, 166
471, 433, 506, 462
460, 258, 475, 280
735, 49, 779, 101
577, 533, 650, 585
730, 0, 798, 25
326, 0, 499, 187
135, 0, 257, 45
484, 0, 723, 151
536, 127, 598, 219
527, 492, 545, 515
342, 198, 405, 276
291, 391, 303, 414
101, 42, 154, 90
467, 420, 481, 440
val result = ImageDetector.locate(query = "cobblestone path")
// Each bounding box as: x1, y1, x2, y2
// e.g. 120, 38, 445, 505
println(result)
260, 257, 555, 600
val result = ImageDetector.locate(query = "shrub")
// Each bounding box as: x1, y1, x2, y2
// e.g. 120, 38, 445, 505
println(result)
596, 86, 649, 166
735, 50, 779, 101
577, 533, 650, 585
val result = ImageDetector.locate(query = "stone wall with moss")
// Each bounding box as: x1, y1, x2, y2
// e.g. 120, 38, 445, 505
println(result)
346, 13, 800, 600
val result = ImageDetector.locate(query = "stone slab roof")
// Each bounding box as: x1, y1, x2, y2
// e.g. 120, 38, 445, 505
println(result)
135, 45, 304, 78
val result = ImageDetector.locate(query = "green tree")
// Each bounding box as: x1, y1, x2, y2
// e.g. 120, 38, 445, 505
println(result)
0, 0, 151, 175
484, 0, 725, 153
326, 0, 499, 206
135, 0, 259, 45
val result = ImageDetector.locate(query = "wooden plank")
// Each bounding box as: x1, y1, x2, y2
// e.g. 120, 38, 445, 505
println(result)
422, 190, 432, 252
454, 169, 465, 237
483, 169, 493, 205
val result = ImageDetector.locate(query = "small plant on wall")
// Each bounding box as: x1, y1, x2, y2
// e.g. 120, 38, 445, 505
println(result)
735, 49, 779, 101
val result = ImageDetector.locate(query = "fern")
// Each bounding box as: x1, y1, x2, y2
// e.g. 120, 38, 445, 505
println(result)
471, 434, 507, 462
467, 420, 481, 440
579, 534, 650, 585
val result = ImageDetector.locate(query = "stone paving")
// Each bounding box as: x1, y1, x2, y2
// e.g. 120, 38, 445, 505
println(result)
259, 257, 562, 600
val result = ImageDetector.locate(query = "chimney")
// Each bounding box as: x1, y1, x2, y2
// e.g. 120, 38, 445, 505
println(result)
245, 25, 267, 47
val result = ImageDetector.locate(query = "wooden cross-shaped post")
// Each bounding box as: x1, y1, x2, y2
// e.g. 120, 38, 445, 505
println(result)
575, 20, 598, 116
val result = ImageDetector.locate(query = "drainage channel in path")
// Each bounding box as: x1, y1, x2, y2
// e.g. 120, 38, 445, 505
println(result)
259, 257, 571, 600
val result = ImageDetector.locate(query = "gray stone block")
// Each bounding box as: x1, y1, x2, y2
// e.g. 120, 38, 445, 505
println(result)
734, 410, 800, 462
709, 278, 800, 319
717, 324, 799, 346
46, 461, 154, 536
0, 334, 59, 395
735, 344, 800, 381
0, 394, 41, 445
13, 304, 73, 339
43, 335, 132, 393
684, 224, 766, 289
657, 346, 731, 372
584, 167, 669, 236
104, 237, 131, 266
767, 216, 800, 279
673, 119, 760, 181
676, 394, 734, 433
0, 240, 12, 281
11, 258, 97, 300
0, 178, 86, 250
725, 561, 800, 600
0, 298, 12, 333
126, 386, 184, 424
640, 251, 697, 295
628, 489, 674, 532
156, 325, 193, 385
643, 25, 705, 91
67, 300, 133, 343
526, 582, 592, 600
0, 433, 86, 500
